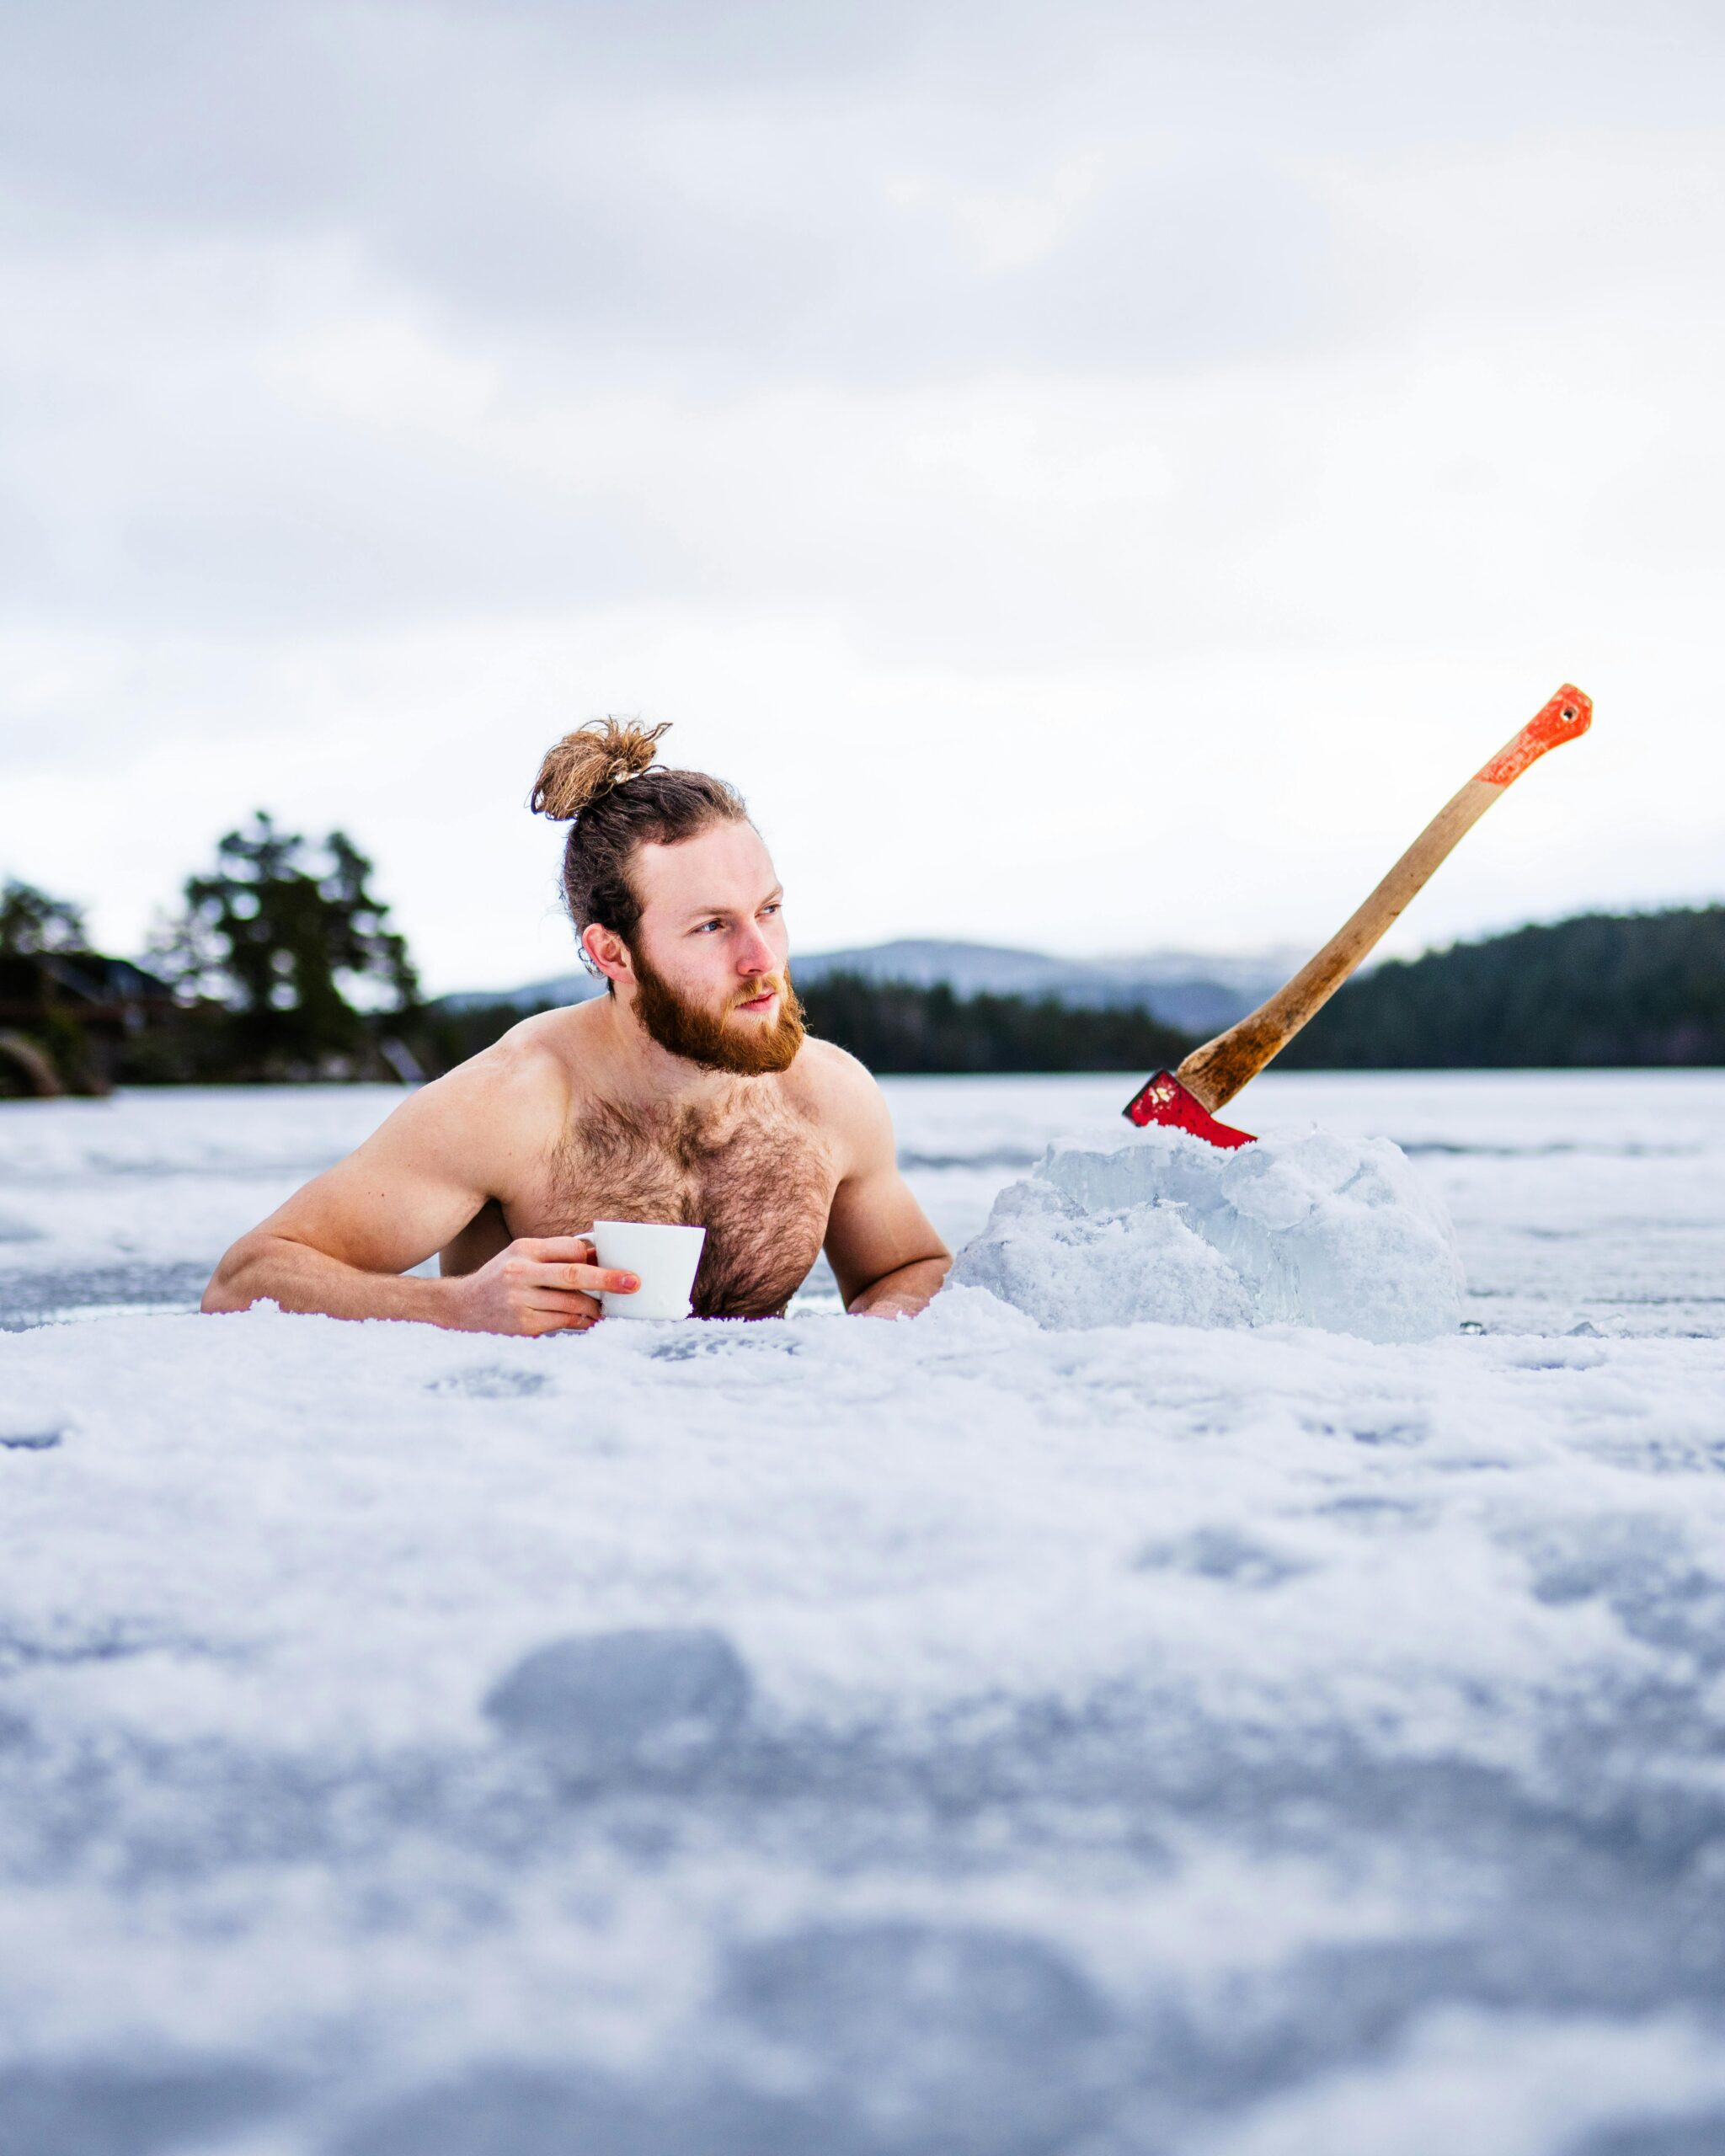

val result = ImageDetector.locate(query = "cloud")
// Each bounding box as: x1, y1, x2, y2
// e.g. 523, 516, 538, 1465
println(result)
0, 3, 1466, 382
1, 0, 1722, 988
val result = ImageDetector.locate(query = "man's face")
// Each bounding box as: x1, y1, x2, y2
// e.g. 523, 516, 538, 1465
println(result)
612, 819, 804, 1075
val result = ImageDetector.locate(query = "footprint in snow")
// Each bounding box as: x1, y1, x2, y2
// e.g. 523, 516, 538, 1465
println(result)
483, 1626, 751, 1785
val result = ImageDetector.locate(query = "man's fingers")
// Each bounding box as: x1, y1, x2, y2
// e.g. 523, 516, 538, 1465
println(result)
503, 1256, 636, 1294
506, 1238, 639, 1292
573, 1263, 638, 1295
515, 1259, 638, 1296
524, 1305, 598, 1335
494, 1239, 635, 1330
523, 1288, 603, 1325
510, 1235, 596, 1262
526, 1285, 602, 1311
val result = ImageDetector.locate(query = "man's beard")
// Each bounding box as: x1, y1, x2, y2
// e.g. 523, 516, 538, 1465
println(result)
628, 950, 806, 1075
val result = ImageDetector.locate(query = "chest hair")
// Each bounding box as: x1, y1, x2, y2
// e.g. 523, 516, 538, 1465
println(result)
537, 1088, 837, 1319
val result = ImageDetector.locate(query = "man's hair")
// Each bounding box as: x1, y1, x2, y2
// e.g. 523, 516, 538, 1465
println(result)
530, 718, 748, 951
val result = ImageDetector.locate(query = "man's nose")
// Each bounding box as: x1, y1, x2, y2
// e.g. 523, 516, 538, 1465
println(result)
735, 926, 776, 977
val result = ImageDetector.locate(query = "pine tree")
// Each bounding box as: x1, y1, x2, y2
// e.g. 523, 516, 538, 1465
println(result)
150, 814, 419, 1079
0, 878, 89, 956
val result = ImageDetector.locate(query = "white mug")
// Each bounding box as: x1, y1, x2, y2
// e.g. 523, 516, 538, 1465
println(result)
589, 1219, 708, 1321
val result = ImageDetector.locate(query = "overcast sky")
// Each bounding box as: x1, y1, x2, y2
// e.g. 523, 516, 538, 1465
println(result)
3, 0, 1722, 994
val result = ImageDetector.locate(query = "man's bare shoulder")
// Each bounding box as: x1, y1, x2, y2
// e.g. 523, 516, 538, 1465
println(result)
783, 1033, 876, 1102
402, 1005, 590, 1163
469, 1002, 596, 1085
782, 1035, 893, 1148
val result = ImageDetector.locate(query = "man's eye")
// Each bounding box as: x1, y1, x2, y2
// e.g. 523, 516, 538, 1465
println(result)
761, 904, 782, 918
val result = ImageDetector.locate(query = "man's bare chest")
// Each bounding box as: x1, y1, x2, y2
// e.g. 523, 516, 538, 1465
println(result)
512, 1099, 839, 1319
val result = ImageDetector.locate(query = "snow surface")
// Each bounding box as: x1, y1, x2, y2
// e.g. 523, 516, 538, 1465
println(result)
951, 1125, 1466, 1341
3, 1071, 1725, 2154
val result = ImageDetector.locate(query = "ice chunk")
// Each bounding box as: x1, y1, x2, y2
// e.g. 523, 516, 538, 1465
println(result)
950, 1124, 1465, 1342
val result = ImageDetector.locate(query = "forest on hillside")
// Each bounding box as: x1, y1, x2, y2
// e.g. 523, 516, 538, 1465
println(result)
1283, 907, 1725, 1069
7, 829, 1725, 1094
795, 974, 1193, 1075
408, 910, 1725, 1077
412, 971, 1194, 1079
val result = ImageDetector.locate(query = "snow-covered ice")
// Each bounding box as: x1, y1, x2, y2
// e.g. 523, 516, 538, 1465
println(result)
952, 1125, 1466, 1340
3, 1071, 1725, 2154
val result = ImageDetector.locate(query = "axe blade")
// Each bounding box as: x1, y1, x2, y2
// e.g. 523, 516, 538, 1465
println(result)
1122, 1071, 1256, 1148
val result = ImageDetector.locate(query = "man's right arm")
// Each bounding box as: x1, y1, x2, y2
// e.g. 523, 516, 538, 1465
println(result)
201, 1043, 637, 1334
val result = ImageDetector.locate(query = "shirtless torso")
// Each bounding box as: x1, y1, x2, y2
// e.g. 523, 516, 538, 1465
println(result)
439, 1012, 845, 1319
205, 996, 949, 1332
204, 792, 952, 1334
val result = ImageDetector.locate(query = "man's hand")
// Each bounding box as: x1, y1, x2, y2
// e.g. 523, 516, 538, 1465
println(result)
847, 1256, 952, 1320
445, 1235, 639, 1337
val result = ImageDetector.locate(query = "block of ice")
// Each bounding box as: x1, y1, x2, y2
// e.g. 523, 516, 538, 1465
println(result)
949, 1124, 1465, 1342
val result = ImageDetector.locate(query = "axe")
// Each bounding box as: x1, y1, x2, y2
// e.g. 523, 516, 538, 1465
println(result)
1123, 683, 1594, 1145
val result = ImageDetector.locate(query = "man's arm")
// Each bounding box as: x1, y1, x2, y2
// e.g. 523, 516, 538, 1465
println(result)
202, 1040, 638, 1334
815, 1049, 952, 1319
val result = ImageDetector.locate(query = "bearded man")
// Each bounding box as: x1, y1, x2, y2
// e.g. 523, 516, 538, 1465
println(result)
202, 721, 953, 1331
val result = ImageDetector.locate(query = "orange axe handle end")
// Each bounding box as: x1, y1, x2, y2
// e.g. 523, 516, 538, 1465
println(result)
1475, 682, 1593, 786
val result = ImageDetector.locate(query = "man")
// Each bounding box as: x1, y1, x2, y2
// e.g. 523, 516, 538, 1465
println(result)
202, 720, 953, 1332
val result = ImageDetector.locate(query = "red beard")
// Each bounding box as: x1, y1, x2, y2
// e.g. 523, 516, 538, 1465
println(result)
629, 952, 806, 1075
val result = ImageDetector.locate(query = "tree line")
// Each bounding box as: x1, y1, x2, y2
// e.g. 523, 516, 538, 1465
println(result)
1280, 907, 1725, 1068
2, 815, 419, 1091
5, 817, 1725, 1094
409, 972, 1194, 1078
795, 972, 1192, 1075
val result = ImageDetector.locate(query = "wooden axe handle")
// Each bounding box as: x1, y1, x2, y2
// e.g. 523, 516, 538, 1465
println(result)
1176, 683, 1594, 1113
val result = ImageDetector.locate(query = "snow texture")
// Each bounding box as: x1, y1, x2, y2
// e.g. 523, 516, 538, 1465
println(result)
483, 1627, 752, 1785
3, 1072, 1725, 2155
951, 1124, 1466, 1340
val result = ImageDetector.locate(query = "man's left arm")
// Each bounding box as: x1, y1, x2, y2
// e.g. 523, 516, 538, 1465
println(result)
819, 1054, 952, 1319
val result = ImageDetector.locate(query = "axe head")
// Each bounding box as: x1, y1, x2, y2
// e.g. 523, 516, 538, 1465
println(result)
1122, 1070, 1256, 1149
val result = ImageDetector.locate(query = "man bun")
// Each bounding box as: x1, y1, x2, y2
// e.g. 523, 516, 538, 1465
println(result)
530, 722, 749, 963
530, 718, 670, 821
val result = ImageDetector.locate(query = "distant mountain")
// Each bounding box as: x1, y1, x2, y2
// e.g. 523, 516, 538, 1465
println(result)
439, 970, 604, 1015
437, 937, 1299, 1033
791, 940, 1300, 1033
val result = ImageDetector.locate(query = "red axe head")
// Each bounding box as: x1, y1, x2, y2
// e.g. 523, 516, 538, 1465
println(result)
1122, 1071, 1256, 1149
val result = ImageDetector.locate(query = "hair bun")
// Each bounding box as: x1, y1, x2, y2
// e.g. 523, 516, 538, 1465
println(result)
530, 718, 670, 821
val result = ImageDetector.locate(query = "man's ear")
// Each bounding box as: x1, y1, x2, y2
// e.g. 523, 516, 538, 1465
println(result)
580, 922, 633, 986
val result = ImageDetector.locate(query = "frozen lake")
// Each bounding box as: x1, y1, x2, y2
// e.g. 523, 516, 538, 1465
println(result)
3, 1070, 1725, 2154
